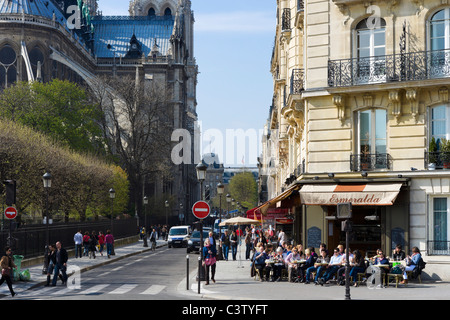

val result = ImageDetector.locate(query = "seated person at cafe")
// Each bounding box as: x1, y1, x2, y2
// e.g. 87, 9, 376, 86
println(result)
374, 251, 390, 285
393, 244, 406, 261
349, 249, 366, 287
336, 248, 354, 285
269, 247, 285, 282
285, 247, 302, 282
297, 248, 316, 283
253, 245, 270, 281
318, 248, 344, 285
401, 246, 422, 284
305, 249, 330, 284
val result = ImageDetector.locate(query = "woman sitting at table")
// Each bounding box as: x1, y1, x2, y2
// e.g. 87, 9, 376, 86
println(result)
269, 247, 285, 282
393, 244, 406, 261
349, 250, 366, 287
285, 247, 302, 282
297, 248, 315, 283
306, 249, 330, 284
253, 245, 269, 281
401, 246, 421, 284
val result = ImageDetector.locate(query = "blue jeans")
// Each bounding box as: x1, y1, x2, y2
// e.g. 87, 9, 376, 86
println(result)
75, 244, 82, 258
106, 243, 113, 255
231, 245, 237, 260
52, 263, 67, 285
222, 245, 229, 260
349, 266, 365, 282
321, 265, 339, 282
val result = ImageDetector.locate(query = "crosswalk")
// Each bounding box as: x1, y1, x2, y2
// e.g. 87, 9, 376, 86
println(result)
1, 283, 167, 298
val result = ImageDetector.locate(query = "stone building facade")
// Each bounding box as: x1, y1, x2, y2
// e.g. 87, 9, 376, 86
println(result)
259, 0, 450, 280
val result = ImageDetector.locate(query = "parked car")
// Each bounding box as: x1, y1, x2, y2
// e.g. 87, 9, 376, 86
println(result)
186, 230, 210, 253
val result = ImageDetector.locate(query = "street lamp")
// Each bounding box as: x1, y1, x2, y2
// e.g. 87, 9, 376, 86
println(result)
42, 172, 52, 274
165, 200, 169, 227
143, 196, 148, 247
195, 161, 208, 290
216, 183, 225, 260
109, 188, 115, 233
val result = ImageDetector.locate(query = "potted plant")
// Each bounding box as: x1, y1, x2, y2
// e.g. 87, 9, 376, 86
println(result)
440, 138, 450, 169
428, 137, 438, 170
360, 144, 371, 171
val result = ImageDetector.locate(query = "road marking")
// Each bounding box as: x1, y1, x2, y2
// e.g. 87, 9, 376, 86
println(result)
109, 284, 138, 294
79, 284, 109, 295
140, 285, 165, 295
111, 266, 123, 272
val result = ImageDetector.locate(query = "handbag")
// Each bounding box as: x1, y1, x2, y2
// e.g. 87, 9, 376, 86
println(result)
204, 257, 216, 266
1, 268, 10, 276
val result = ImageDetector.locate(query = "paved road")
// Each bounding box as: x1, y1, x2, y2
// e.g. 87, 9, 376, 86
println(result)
9, 246, 200, 300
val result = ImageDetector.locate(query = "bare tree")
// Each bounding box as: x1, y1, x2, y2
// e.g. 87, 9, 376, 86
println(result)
89, 73, 174, 219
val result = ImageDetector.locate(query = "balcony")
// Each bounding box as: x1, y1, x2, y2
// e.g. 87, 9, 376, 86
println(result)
328, 49, 450, 87
290, 68, 304, 95
282, 8, 291, 31
350, 153, 392, 172
424, 151, 450, 170
427, 241, 450, 255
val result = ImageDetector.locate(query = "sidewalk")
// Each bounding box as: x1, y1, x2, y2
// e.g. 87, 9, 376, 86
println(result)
0, 239, 167, 296
178, 244, 450, 300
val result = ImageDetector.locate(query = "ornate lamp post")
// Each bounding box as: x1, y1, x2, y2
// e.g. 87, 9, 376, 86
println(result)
42, 172, 52, 274
143, 196, 148, 247
216, 183, 225, 260
195, 162, 207, 289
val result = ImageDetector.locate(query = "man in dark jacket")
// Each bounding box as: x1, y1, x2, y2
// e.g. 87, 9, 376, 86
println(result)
52, 241, 68, 286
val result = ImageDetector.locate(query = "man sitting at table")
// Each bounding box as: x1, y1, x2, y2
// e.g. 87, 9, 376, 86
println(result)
297, 248, 315, 282
318, 248, 344, 285
305, 249, 329, 284
253, 245, 270, 281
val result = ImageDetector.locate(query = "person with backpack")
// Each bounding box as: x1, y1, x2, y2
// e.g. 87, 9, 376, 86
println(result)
401, 246, 422, 284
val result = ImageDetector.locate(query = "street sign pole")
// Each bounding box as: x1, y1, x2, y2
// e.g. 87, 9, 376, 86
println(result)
192, 200, 210, 293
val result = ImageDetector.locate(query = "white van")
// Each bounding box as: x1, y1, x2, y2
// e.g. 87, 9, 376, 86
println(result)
168, 225, 191, 248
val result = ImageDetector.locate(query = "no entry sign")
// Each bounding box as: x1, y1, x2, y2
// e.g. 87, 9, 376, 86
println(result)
4, 206, 17, 220
192, 201, 210, 220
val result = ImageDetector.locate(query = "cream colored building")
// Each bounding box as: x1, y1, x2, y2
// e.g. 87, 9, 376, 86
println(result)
259, 0, 450, 280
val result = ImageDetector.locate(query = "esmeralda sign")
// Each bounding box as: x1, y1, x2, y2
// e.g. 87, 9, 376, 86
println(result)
299, 183, 403, 206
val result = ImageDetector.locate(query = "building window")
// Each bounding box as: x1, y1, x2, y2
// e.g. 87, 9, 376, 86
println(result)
164, 8, 172, 16
430, 105, 447, 146
148, 7, 156, 16
0, 45, 17, 89
432, 197, 449, 253
429, 8, 450, 77
354, 18, 386, 83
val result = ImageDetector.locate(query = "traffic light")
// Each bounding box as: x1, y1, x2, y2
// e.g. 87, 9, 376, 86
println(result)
4, 180, 16, 206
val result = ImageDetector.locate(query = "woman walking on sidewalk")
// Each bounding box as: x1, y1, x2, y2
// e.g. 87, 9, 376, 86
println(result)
202, 238, 217, 285
0, 247, 16, 297
105, 230, 114, 258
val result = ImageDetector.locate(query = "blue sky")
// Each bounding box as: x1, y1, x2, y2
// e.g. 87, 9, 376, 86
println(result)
97, 0, 276, 166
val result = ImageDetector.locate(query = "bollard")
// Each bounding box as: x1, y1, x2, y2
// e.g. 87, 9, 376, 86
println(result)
186, 255, 189, 291
198, 256, 201, 294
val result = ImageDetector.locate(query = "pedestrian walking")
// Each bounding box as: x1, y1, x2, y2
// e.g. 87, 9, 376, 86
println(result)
149, 228, 157, 251
82, 231, 90, 257
202, 238, 217, 285
89, 230, 98, 259
244, 228, 252, 260
0, 247, 16, 297
45, 244, 56, 286
220, 230, 230, 261
52, 241, 68, 286
98, 231, 105, 256
74, 230, 82, 258
105, 230, 114, 258
230, 230, 238, 261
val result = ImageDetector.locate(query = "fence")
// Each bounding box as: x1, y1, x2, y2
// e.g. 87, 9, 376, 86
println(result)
0, 218, 138, 259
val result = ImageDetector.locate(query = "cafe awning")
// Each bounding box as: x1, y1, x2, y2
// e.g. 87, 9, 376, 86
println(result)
256, 184, 300, 215
299, 183, 402, 206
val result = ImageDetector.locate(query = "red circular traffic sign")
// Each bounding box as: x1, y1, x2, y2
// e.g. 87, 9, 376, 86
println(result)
4, 206, 17, 220
192, 201, 210, 220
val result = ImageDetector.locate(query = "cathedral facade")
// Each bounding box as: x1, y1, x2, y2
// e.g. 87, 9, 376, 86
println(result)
0, 0, 199, 225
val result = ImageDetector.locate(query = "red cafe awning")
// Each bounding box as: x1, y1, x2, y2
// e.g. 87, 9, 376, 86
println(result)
299, 183, 402, 206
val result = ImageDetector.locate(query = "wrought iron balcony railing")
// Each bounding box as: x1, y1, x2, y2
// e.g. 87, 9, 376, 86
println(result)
350, 153, 392, 172
297, 0, 304, 11
282, 8, 291, 31
424, 151, 450, 169
290, 68, 304, 95
328, 48, 450, 87
427, 241, 450, 255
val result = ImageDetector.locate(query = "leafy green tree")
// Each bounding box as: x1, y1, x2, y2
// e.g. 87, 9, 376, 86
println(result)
228, 172, 258, 210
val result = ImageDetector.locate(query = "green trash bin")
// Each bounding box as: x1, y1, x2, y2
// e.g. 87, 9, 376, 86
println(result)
12, 255, 24, 281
